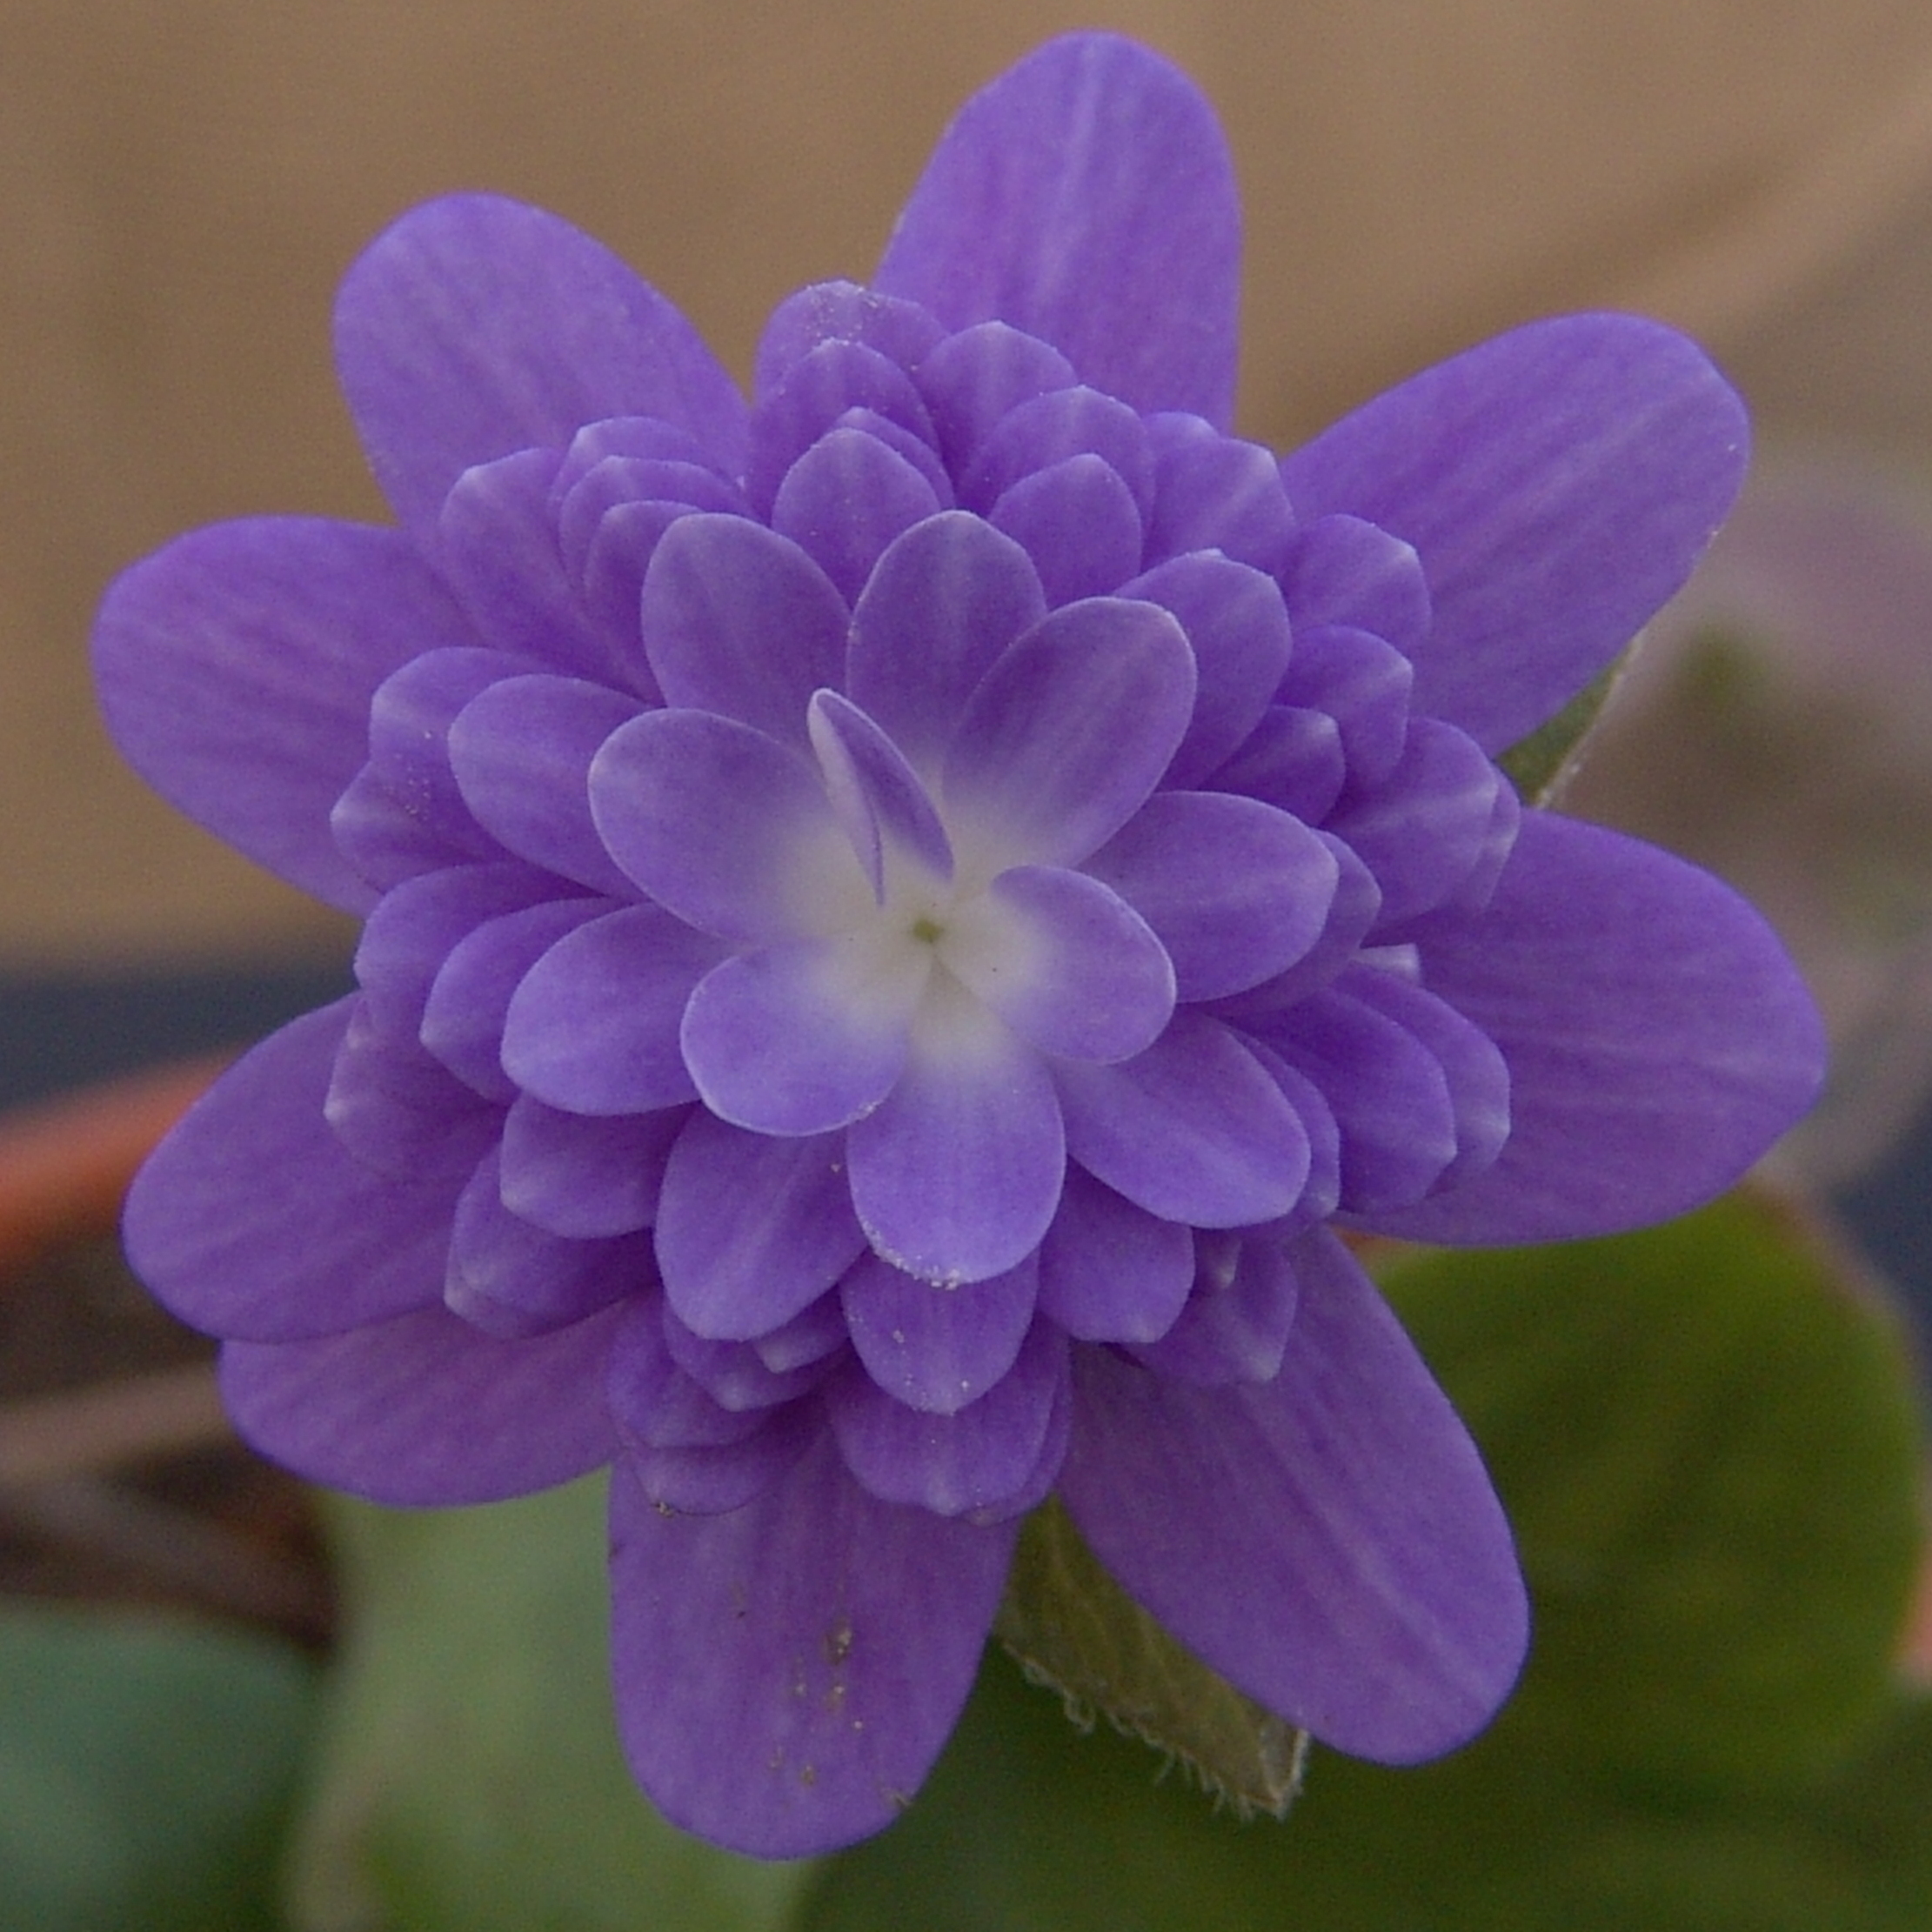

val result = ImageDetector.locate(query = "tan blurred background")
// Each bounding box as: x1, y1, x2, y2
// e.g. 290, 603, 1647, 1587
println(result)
12, 0, 1932, 966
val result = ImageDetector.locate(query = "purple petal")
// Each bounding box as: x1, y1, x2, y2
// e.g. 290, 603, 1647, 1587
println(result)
1061, 1228, 1528, 1761
640, 518, 848, 747
1374, 814, 1825, 1242
680, 939, 920, 1135
1280, 314, 1748, 752
222, 1299, 625, 1505
826, 1320, 1068, 1516
607, 1305, 769, 1449
1278, 513, 1431, 658
94, 518, 471, 913
1278, 625, 1414, 792
591, 709, 846, 943
959, 386, 1153, 521
502, 902, 722, 1114
808, 690, 955, 897
334, 194, 747, 545
1127, 1231, 1299, 1385
1213, 833, 1382, 1013
323, 1001, 501, 1181
989, 455, 1145, 607
1086, 792, 1340, 1001
445, 1147, 650, 1338
498, 1095, 685, 1239
447, 674, 645, 896
745, 341, 938, 518
875, 33, 1240, 425
663, 1305, 838, 1413
621, 1415, 819, 1516
1055, 1013, 1310, 1227
754, 281, 946, 397
437, 449, 612, 678
841, 1250, 1039, 1414
1250, 980, 1459, 1215
556, 455, 745, 588
1035, 1166, 1194, 1344
754, 1293, 852, 1374
911, 321, 1077, 471
942, 598, 1195, 867
948, 865, 1173, 1062
608, 1438, 1013, 1857
846, 511, 1047, 774
655, 1113, 868, 1339
422, 897, 612, 1101
1146, 431, 1294, 574
1122, 553, 1294, 789
772, 429, 945, 605
846, 990, 1065, 1287
1207, 705, 1347, 826
123, 1001, 455, 1341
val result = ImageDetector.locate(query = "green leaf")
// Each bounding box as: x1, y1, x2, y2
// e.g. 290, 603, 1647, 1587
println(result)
993, 1495, 1306, 1816
1497, 651, 1631, 804
806, 1189, 1929, 1929
284, 1477, 814, 1932
0, 1604, 319, 1932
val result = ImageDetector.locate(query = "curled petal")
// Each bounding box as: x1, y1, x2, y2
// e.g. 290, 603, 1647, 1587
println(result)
1062, 1228, 1528, 1762
808, 689, 955, 896
608, 1437, 1014, 1857
875, 33, 1240, 425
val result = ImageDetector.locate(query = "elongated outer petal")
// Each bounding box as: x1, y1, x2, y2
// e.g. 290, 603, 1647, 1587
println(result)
94, 518, 471, 913
608, 1435, 1016, 1858
334, 194, 747, 545
1061, 1228, 1528, 1762
124, 1001, 453, 1342
1372, 814, 1825, 1243
875, 34, 1240, 428
1280, 315, 1748, 753
222, 1299, 625, 1505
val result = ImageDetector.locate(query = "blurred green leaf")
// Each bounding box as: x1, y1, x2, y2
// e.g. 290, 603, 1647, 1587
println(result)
1498, 652, 1630, 803
806, 1189, 1930, 1929
994, 1496, 1306, 1817
284, 1477, 813, 1932
0, 1604, 318, 1932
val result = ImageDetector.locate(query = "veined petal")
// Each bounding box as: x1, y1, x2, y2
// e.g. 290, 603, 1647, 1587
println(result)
942, 598, 1195, 868
1280, 314, 1748, 752
608, 1438, 1014, 1858
875, 33, 1240, 425
1374, 814, 1826, 1242
1061, 1228, 1528, 1762
841, 1249, 1039, 1414
847, 986, 1064, 1287
122, 1000, 455, 1341
334, 194, 747, 545
94, 518, 471, 913
221, 1299, 625, 1505
655, 1113, 868, 1340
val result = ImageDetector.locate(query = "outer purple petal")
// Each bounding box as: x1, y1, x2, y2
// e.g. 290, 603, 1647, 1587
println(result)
123, 1000, 454, 1341
221, 1299, 625, 1505
608, 1437, 1014, 1857
655, 1113, 868, 1339
875, 34, 1240, 425
1280, 315, 1748, 752
1373, 814, 1826, 1242
1061, 1229, 1528, 1761
334, 195, 747, 544
846, 993, 1065, 1287
94, 518, 471, 913
840, 1250, 1039, 1414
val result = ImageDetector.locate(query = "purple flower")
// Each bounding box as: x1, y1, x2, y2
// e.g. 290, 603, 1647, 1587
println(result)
94, 34, 1822, 1858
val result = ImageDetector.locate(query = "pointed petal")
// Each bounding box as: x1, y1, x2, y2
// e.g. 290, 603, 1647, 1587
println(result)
334, 195, 747, 544
875, 34, 1240, 425
122, 1001, 455, 1341
1061, 1229, 1528, 1761
500, 902, 723, 1114
1280, 315, 1748, 752
608, 1438, 1014, 1857
655, 1113, 868, 1339
221, 1299, 625, 1504
94, 518, 471, 913
1374, 814, 1825, 1242
846, 989, 1064, 1287
841, 1250, 1039, 1414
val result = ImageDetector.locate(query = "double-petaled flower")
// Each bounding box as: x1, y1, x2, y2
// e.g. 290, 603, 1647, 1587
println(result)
95, 34, 1822, 1857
